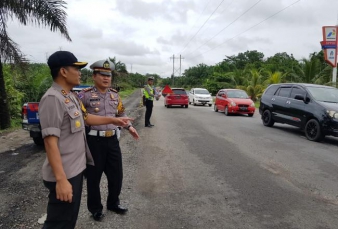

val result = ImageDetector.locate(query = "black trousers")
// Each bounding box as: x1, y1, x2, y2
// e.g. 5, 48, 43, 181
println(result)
86, 134, 123, 214
42, 172, 83, 229
145, 99, 153, 126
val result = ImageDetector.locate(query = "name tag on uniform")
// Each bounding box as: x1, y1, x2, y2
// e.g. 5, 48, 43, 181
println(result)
68, 105, 75, 110
90, 98, 100, 101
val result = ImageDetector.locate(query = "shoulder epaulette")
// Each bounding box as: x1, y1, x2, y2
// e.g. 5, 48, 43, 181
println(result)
82, 87, 93, 92
109, 88, 118, 93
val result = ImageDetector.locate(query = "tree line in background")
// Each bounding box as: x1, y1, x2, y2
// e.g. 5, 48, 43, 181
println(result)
2, 49, 336, 130
163, 50, 336, 101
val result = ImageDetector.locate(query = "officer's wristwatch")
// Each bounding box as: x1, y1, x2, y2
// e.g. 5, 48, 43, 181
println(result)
125, 124, 132, 130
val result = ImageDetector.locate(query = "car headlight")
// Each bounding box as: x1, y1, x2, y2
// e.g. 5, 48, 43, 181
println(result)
327, 110, 338, 119
229, 101, 236, 107
250, 102, 255, 107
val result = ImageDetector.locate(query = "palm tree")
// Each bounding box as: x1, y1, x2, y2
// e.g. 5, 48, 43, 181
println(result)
0, 0, 71, 129
263, 71, 284, 85
291, 55, 321, 84
246, 69, 264, 102
109, 57, 129, 90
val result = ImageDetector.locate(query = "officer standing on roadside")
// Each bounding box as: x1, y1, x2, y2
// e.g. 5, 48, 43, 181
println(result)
78, 59, 139, 221
144, 77, 155, 127
39, 51, 132, 229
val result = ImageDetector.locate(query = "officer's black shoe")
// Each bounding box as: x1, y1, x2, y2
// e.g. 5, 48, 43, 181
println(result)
107, 205, 128, 215
145, 124, 152, 127
149, 124, 155, 127
92, 212, 104, 221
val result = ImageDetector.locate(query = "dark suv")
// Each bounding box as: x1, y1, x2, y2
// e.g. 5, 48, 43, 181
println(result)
259, 83, 338, 141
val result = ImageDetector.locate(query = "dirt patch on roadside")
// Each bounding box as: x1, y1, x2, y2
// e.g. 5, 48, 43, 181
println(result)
0, 129, 33, 154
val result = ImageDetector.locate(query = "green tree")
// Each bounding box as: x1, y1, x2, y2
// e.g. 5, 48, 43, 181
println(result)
245, 69, 264, 101
0, 0, 71, 129
109, 57, 129, 89
223, 50, 264, 70
263, 71, 284, 85
292, 54, 321, 83
182, 63, 213, 87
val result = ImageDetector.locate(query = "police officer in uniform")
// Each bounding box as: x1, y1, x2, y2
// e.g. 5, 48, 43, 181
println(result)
144, 77, 155, 127
78, 59, 139, 221
39, 51, 132, 229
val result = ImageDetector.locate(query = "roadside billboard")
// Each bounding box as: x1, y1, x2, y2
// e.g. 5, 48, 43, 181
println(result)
321, 26, 338, 67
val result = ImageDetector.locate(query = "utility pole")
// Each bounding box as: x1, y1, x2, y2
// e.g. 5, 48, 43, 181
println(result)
170, 54, 184, 86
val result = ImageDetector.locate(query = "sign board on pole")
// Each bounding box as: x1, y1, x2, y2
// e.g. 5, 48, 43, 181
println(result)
322, 26, 338, 42
323, 48, 337, 67
322, 26, 338, 67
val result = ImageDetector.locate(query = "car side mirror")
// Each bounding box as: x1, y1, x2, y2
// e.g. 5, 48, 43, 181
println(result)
294, 94, 304, 101
294, 94, 310, 103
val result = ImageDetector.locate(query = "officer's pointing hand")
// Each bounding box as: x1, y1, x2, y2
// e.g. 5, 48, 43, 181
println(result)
129, 127, 139, 140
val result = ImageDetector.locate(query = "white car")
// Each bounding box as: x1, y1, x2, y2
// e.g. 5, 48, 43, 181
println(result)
189, 88, 213, 106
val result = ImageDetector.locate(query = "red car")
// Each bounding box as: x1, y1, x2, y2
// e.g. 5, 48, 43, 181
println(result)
164, 88, 189, 108
214, 89, 255, 117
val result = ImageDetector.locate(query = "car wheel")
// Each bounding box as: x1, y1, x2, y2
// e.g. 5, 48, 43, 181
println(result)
167, 105, 171, 108
214, 104, 218, 112
262, 110, 274, 127
248, 114, 254, 117
185, 105, 188, 108
193, 99, 196, 106
224, 106, 229, 116
181, 105, 184, 108
305, 119, 324, 142
208, 104, 212, 107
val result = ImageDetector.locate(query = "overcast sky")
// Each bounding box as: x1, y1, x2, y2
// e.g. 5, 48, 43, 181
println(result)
7, 0, 338, 77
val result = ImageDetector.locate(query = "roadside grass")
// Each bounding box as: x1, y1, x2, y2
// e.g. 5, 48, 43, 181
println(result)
119, 88, 138, 99
255, 100, 260, 108
0, 118, 21, 134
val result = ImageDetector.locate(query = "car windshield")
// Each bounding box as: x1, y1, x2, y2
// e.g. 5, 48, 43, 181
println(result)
227, 90, 249, 99
173, 89, 186, 95
195, 89, 209, 94
307, 86, 338, 103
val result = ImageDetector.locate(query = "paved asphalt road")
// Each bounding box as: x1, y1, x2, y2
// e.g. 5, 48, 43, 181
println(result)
1, 92, 338, 229
120, 97, 338, 229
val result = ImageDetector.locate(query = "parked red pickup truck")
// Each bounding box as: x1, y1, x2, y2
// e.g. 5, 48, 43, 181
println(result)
21, 85, 90, 145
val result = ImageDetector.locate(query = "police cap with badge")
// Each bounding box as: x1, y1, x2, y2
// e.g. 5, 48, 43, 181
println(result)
90, 59, 115, 76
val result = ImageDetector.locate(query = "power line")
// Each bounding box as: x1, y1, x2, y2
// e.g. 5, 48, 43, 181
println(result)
184, 0, 263, 57
179, 0, 226, 54
181, 0, 213, 46
189, 0, 301, 60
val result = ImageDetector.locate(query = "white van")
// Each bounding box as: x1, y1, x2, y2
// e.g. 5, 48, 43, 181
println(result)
189, 88, 212, 106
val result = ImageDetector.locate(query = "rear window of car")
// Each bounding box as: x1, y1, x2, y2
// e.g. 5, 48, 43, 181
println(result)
172, 89, 187, 95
